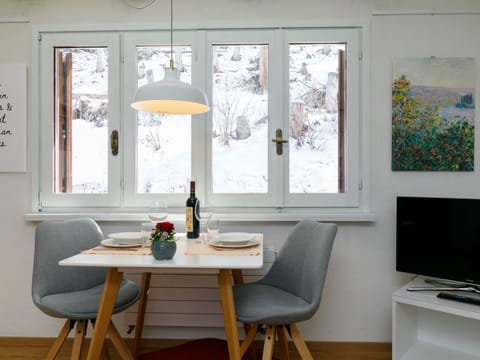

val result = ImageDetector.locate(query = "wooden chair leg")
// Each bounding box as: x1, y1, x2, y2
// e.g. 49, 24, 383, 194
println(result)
289, 323, 313, 360
46, 319, 75, 360
240, 323, 259, 358
276, 325, 290, 360
262, 325, 276, 360
101, 341, 111, 360
133, 272, 151, 358
70, 319, 87, 360
107, 320, 134, 360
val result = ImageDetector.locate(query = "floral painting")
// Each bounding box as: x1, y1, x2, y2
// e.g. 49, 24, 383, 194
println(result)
392, 57, 475, 171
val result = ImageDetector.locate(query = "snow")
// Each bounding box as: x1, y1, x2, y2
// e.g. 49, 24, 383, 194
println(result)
72, 119, 108, 193
64, 41, 342, 195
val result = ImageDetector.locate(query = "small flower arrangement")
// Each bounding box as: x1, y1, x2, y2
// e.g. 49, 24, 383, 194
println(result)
151, 221, 176, 243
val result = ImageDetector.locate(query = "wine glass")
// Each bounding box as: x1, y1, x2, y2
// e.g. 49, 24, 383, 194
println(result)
199, 211, 212, 241
148, 200, 168, 224
207, 218, 220, 241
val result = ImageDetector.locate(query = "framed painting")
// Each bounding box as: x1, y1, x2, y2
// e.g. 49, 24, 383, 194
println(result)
392, 57, 475, 171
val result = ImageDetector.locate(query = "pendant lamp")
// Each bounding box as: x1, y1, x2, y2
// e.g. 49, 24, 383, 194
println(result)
131, 0, 209, 115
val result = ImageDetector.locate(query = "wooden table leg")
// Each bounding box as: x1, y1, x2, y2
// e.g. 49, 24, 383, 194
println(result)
232, 269, 257, 360
133, 272, 151, 357
86, 267, 132, 360
218, 269, 241, 360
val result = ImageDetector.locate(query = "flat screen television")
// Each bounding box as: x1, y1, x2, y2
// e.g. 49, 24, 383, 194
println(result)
396, 196, 480, 286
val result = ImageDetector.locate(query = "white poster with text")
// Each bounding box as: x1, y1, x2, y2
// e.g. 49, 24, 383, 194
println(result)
0, 63, 27, 172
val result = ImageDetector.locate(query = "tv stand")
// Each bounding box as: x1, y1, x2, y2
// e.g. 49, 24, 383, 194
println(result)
393, 278, 480, 360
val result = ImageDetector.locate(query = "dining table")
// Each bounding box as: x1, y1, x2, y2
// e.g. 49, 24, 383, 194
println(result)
59, 233, 264, 360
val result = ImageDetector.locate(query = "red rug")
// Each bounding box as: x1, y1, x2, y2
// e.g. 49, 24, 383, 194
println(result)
138, 338, 275, 360
139, 338, 230, 360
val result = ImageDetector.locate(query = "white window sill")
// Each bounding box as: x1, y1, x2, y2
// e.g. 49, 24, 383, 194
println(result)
23, 211, 376, 223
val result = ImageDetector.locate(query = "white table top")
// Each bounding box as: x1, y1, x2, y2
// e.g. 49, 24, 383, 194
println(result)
59, 235, 263, 270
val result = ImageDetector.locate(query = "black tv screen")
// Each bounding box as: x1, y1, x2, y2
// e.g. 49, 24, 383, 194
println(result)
396, 196, 480, 286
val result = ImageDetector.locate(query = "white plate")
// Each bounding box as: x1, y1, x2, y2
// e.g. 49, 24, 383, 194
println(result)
216, 232, 255, 245
208, 238, 260, 249
101, 239, 142, 248
107, 232, 144, 243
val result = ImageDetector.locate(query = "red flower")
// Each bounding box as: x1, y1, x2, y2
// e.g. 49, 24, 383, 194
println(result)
151, 221, 176, 243
156, 221, 175, 233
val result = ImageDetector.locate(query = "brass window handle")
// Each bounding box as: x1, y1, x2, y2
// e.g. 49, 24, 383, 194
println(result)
111, 130, 119, 156
271, 128, 288, 155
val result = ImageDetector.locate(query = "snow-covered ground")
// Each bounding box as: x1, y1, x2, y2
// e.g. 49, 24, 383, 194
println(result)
65, 42, 342, 194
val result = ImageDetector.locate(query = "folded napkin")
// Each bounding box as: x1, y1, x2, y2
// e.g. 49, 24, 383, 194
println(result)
82, 245, 151, 255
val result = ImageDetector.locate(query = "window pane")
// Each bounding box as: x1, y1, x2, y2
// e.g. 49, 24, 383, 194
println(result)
211, 44, 269, 193
289, 43, 345, 193
136, 46, 192, 193
54, 47, 108, 194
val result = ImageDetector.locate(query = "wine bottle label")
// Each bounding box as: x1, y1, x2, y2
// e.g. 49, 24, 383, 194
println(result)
186, 207, 193, 232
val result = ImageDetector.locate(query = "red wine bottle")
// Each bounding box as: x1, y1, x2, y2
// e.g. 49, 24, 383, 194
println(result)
186, 180, 200, 238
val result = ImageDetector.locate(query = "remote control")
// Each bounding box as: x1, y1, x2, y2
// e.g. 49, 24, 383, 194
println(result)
437, 292, 480, 305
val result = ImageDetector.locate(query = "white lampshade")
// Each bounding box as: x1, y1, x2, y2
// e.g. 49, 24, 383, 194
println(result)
131, 67, 209, 115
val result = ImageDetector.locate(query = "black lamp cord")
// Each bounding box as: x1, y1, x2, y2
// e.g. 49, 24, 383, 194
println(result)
169, 0, 174, 70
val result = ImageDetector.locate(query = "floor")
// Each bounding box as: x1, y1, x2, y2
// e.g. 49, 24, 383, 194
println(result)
0, 337, 392, 359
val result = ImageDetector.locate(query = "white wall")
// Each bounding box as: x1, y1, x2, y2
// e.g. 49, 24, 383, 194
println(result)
2, 0, 480, 343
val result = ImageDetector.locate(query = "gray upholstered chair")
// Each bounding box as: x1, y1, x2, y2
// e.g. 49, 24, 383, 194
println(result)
32, 218, 142, 359
233, 220, 337, 360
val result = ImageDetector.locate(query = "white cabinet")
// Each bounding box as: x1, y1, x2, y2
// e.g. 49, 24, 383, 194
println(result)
393, 279, 480, 360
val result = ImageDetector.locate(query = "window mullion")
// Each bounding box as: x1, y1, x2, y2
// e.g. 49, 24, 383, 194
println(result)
191, 30, 208, 207
270, 28, 286, 207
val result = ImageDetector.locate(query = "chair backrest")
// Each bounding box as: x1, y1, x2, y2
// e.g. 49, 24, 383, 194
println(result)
32, 218, 107, 306
260, 220, 337, 309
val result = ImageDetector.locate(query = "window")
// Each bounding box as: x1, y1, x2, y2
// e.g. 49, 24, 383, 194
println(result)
288, 42, 345, 194
54, 47, 109, 194
34, 27, 366, 215
283, 29, 361, 208
38, 32, 121, 208
211, 43, 269, 194
135, 44, 192, 194
122, 30, 201, 207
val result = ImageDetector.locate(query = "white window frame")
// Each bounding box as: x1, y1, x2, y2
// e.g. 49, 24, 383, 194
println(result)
204, 29, 283, 208
37, 31, 121, 208
122, 30, 207, 208
283, 28, 362, 209
31, 25, 369, 218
